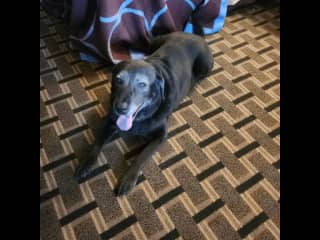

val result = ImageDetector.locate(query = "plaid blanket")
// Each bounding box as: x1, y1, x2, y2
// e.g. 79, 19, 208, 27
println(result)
41, 0, 228, 64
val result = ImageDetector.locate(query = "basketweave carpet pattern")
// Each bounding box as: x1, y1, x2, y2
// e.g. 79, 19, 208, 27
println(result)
40, 2, 280, 240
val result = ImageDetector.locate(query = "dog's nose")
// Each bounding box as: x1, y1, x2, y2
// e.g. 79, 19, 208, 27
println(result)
117, 102, 128, 113
119, 102, 128, 109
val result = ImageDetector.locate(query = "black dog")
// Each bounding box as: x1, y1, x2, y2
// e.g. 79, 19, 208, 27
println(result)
75, 32, 213, 196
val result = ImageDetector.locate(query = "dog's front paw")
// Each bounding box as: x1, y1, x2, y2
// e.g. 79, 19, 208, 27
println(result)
74, 155, 97, 180
74, 164, 92, 180
116, 170, 139, 196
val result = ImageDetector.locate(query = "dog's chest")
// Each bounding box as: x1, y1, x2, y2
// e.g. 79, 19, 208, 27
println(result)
120, 118, 163, 137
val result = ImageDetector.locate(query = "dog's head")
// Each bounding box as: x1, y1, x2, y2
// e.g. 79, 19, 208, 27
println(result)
111, 60, 164, 131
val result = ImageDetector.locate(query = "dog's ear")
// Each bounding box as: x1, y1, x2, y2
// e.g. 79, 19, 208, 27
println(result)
147, 58, 168, 101
153, 67, 165, 100
157, 75, 165, 101
112, 61, 128, 77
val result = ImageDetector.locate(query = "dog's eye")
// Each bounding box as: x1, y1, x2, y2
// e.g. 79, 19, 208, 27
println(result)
116, 77, 124, 85
138, 82, 146, 88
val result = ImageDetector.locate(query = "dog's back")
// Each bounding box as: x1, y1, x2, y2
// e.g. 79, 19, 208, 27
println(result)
147, 32, 213, 112
150, 32, 213, 82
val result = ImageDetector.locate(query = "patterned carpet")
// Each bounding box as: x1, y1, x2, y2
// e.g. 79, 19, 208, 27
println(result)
40, 2, 280, 240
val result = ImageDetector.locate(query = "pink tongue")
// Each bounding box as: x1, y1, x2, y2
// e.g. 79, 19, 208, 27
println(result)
116, 115, 133, 131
